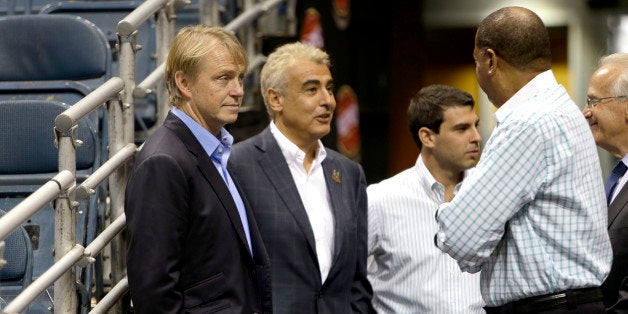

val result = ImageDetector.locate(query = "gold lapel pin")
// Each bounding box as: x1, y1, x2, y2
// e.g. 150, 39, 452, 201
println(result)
332, 170, 341, 183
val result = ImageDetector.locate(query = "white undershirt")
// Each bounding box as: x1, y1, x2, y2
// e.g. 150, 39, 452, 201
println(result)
270, 122, 335, 283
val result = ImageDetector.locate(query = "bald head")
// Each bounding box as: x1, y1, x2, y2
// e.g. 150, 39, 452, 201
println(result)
476, 6, 551, 72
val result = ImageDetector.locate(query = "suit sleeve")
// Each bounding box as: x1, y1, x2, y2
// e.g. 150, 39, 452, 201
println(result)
351, 165, 374, 313
608, 275, 628, 313
125, 154, 189, 314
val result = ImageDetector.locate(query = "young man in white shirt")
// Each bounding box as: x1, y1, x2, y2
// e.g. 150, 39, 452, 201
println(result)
367, 84, 484, 313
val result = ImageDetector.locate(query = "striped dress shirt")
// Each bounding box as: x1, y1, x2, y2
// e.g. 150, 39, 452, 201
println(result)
368, 155, 485, 313
435, 70, 613, 306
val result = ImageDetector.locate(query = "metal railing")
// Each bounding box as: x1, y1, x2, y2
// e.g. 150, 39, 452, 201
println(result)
0, 0, 294, 312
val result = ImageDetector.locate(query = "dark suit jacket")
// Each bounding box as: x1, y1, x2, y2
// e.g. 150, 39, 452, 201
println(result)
604, 182, 628, 313
125, 113, 272, 314
229, 127, 372, 314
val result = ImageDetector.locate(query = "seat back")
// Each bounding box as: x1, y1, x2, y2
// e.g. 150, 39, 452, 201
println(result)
0, 14, 111, 140
40, 1, 159, 132
0, 14, 109, 83
0, 100, 96, 175
0, 100, 97, 280
0, 209, 33, 288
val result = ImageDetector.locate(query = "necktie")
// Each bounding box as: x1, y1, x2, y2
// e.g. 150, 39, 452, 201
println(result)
605, 161, 627, 205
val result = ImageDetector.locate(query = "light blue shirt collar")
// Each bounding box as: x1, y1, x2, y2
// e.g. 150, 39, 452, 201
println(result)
171, 107, 234, 164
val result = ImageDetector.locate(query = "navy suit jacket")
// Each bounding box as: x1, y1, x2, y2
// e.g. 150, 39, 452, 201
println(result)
229, 127, 372, 314
125, 113, 272, 313
604, 182, 628, 313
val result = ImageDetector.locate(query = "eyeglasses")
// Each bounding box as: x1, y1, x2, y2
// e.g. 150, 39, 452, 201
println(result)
586, 95, 628, 109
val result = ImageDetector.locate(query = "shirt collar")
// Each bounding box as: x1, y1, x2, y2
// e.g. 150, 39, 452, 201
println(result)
171, 107, 233, 163
269, 120, 327, 165
415, 154, 469, 204
494, 69, 557, 124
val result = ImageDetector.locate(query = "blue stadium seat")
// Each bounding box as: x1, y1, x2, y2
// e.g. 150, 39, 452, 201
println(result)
0, 100, 98, 313
0, 209, 34, 296
0, 13, 111, 166
39, 1, 159, 134
0, 227, 33, 286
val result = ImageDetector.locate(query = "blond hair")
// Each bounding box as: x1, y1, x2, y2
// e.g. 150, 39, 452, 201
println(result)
165, 25, 248, 106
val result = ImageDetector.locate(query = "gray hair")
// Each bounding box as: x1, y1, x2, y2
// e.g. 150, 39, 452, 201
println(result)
599, 53, 628, 97
260, 42, 331, 118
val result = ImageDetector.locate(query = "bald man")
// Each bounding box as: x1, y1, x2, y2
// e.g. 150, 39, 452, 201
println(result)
435, 7, 612, 313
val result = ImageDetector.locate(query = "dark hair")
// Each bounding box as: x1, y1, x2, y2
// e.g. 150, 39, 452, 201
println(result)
408, 85, 475, 150
476, 6, 551, 71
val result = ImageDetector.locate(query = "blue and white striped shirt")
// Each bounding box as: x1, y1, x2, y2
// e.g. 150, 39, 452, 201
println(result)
368, 156, 485, 313
435, 70, 612, 306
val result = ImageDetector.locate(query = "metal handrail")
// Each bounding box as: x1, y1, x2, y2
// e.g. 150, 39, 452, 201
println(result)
83, 214, 126, 260
1, 214, 127, 314
133, 0, 286, 98
0, 171, 74, 242
55, 77, 125, 132
3, 245, 85, 314
75, 144, 138, 200
224, 0, 284, 33
133, 63, 165, 99
117, 0, 170, 36
88, 277, 129, 314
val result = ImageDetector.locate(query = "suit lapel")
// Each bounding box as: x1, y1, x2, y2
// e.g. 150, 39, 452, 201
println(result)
164, 113, 253, 260
608, 183, 628, 228
255, 129, 318, 256
322, 156, 345, 270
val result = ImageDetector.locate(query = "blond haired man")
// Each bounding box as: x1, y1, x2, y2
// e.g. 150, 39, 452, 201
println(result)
125, 25, 272, 313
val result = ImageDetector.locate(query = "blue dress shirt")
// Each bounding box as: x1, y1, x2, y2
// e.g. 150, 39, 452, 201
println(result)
171, 107, 252, 254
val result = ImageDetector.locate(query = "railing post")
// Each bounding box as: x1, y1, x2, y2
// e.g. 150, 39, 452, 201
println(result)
107, 95, 128, 314
199, 0, 220, 26
53, 127, 78, 313
107, 29, 138, 313
155, 3, 177, 126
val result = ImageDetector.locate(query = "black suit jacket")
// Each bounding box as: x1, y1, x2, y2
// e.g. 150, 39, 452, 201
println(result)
229, 127, 372, 314
125, 113, 272, 313
604, 182, 628, 313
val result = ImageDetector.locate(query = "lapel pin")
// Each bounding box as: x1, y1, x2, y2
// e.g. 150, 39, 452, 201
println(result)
332, 170, 341, 183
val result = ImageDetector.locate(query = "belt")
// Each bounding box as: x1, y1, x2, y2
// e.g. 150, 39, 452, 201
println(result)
485, 287, 604, 314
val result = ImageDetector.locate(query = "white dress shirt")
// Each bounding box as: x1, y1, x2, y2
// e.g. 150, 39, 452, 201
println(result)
270, 121, 335, 283
367, 155, 485, 313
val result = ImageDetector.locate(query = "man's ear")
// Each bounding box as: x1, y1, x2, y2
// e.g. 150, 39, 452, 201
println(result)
175, 71, 192, 99
485, 48, 497, 75
419, 126, 436, 149
267, 88, 283, 114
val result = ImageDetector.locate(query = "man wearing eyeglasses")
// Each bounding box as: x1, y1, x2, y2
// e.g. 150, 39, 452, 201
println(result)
583, 52, 628, 313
